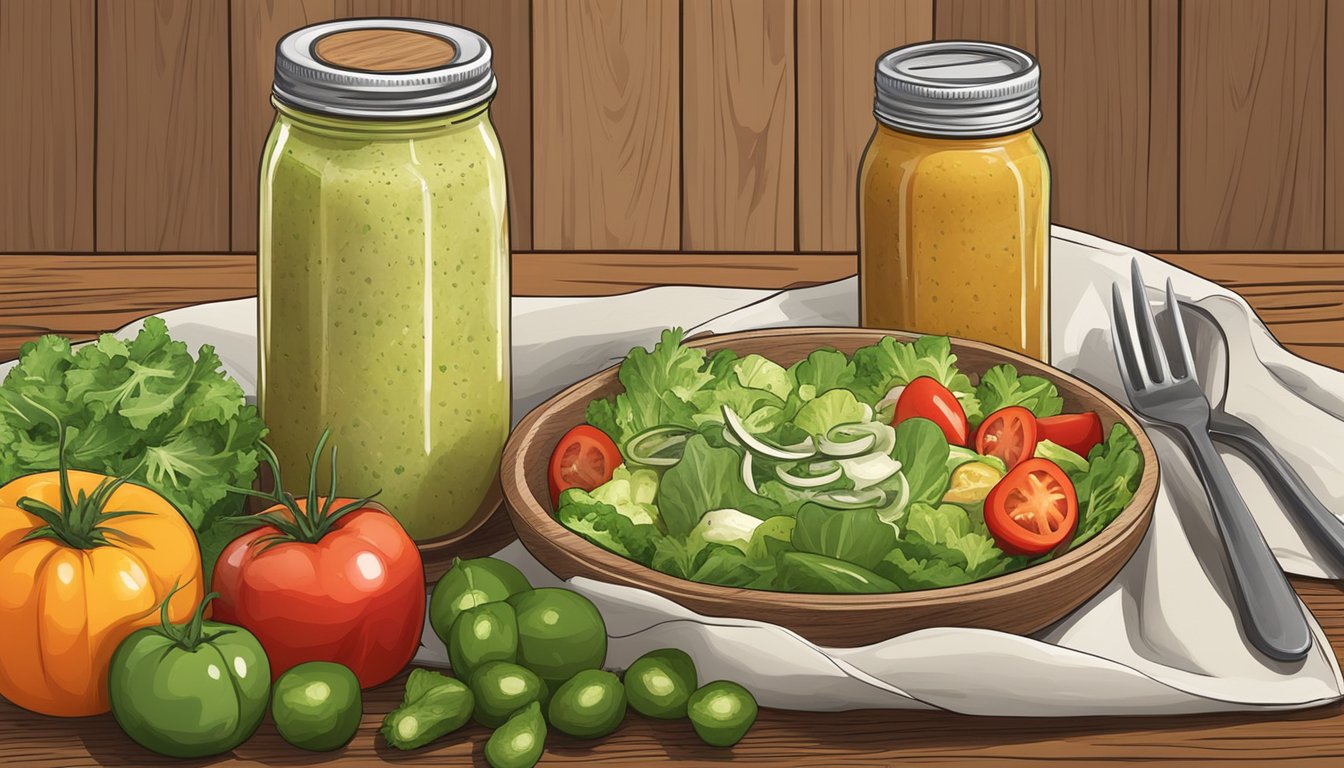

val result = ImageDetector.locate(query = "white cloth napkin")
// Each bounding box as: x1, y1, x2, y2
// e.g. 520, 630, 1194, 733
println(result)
10, 226, 1343, 716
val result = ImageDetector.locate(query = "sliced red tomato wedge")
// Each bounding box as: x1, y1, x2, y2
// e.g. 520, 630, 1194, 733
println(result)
974, 406, 1038, 469
893, 376, 969, 446
1037, 412, 1104, 457
984, 458, 1079, 556
548, 425, 623, 507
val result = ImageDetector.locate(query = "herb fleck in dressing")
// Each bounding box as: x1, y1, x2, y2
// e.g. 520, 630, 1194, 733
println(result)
259, 20, 509, 540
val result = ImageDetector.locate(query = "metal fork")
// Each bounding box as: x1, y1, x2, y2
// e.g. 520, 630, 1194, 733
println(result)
1111, 259, 1312, 662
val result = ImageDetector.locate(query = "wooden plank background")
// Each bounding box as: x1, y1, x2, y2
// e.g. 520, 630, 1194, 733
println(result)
0, 0, 1339, 259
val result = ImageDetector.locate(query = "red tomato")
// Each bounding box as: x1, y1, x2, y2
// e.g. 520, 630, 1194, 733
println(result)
984, 458, 1079, 556
212, 434, 425, 689
975, 406, 1039, 469
1038, 412, 1104, 457
549, 425, 622, 507
893, 376, 969, 446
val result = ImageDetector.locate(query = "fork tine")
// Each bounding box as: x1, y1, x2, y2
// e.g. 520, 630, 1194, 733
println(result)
1129, 259, 1174, 383
1165, 277, 1199, 383
1110, 282, 1147, 392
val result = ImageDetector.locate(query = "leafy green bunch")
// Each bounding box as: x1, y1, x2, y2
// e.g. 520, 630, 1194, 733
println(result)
0, 317, 267, 571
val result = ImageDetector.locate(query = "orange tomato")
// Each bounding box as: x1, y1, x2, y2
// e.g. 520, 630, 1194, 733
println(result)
0, 470, 204, 717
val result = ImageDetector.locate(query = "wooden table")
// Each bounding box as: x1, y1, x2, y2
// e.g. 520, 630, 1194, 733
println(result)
3, 250, 1344, 766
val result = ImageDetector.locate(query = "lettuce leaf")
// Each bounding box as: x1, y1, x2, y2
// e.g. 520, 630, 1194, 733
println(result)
793, 389, 867, 439
850, 336, 981, 422
788, 348, 855, 402
658, 435, 779, 537
791, 503, 897, 571
973, 364, 1064, 424
1069, 424, 1143, 548
877, 503, 1021, 589
556, 488, 662, 565
589, 464, 662, 527
891, 417, 951, 505
583, 328, 715, 445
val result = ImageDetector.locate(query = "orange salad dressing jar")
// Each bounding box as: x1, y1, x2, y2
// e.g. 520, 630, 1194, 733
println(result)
859, 42, 1051, 360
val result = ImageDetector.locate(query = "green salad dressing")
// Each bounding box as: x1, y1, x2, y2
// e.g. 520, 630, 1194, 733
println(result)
259, 20, 509, 540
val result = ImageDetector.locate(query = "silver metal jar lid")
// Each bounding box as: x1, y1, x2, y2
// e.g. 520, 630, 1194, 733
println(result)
874, 41, 1040, 138
273, 19, 496, 119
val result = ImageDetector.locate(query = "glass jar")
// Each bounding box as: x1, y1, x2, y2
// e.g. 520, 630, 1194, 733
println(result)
859, 42, 1051, 360
259, 19, 509, 541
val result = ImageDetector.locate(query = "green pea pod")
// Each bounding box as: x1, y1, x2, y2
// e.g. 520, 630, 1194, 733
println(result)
485, 701, 546, 768
624, 648, 698, 719
381, 668, 475, 750
548, 669, 626, 739
688, 680, 758, 747
449, 602, 519, 679
108, 588, 271, 759
429, 557, 532, 646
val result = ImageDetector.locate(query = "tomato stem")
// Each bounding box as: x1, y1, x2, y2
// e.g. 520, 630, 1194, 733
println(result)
12, 395, 147, 550
225, 428, 379, 550
153, 581, 228, 651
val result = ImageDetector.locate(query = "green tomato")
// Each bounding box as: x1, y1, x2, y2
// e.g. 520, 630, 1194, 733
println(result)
623, 648, 697, 719
271, 662, 362, 752
485, 701, 546, 768
688, 681, 758, 747
508, 588, 607, 685
108, 619, 270, 758
547, 669, 626, 739
430, 557, 532, 646
470, 661, 547, 728
449, 602, 519, 680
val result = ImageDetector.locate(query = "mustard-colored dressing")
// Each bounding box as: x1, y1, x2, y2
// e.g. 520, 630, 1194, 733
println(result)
859, 125, 1050, 360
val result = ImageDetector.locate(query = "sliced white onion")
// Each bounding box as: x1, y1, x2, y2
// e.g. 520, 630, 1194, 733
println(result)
877, 473, 911, 528
812, 487, 890, 509
838, 453, 902, 490
721, 405, 816, 461
817, 424, 878, 457
741, 452, 758, 495
775, 462, 843, 489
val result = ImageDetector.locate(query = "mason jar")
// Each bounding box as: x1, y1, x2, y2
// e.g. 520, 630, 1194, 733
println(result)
259, 19, 510, 540
859, 42, 1051, 361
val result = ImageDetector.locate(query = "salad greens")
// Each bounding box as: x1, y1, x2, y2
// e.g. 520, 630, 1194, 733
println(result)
561, 330, 1145, 593
0, 318, 267, 574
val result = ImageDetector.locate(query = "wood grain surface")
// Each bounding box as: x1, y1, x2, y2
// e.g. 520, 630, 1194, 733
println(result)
3, 252, 1344, 765
531, 0, 680, 250
1180, 0, 1326, 251
9, 1, 1344, 255
509, 251, 857, 296
0, 0, 94, 252
796, 0, 933, 253
96, 0, 230, 252
229, 0, 340, 252
1327, 0, 1344, 249
682, 0, 795, 251
936, 0, 1179, 251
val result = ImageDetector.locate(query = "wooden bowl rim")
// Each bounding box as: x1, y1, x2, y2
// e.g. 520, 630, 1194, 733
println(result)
502, 327, 1159, 611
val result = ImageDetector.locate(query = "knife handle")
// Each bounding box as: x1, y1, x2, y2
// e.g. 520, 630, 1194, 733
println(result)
1180, 426, 1312, 662
1210, 410, 1344, 572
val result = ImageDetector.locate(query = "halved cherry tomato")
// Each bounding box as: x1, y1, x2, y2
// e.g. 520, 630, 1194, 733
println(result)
1038, 412, 1104, 457
548, 425, 623, 507
984, 458, 1079, 556
974, 406, 1038, 470
894, 376, 968, 446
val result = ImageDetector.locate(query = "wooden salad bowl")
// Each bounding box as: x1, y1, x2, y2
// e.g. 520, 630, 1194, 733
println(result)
501, 327, 1159, 648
